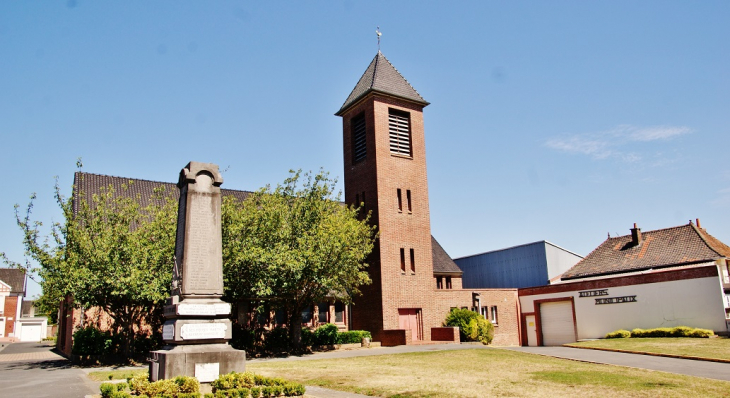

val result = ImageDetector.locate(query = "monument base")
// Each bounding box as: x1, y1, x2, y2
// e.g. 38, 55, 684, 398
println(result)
149, 344, 246, 382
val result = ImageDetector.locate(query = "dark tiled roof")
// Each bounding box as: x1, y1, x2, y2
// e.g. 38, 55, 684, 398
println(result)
336, 51, 429, 115
561, 223, 730, 280
432, 236, 463, 275
0, 268, 26, 294
21, 300, 34, 316
73, 172, 252, 215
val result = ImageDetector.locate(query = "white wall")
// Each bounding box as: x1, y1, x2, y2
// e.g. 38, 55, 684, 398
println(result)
521, 275, 728, 340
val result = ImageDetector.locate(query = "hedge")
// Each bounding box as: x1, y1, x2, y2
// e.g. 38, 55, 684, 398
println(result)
604, 326, 714, 339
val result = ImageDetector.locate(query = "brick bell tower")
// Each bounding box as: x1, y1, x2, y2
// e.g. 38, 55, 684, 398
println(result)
336, 51, 437, 343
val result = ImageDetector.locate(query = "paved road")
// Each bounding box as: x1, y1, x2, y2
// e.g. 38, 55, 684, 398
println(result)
0, 342, 97, 398
506, 346, 730, 382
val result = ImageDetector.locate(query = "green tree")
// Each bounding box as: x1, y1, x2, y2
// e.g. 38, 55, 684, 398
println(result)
222, 170, 375, 348
1, 178, 177, 356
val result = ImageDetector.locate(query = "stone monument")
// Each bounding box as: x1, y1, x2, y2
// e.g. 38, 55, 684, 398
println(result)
149, 161, 246, 382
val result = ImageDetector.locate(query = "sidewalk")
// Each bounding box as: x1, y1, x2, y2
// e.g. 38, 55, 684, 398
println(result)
505, 346, 730, 382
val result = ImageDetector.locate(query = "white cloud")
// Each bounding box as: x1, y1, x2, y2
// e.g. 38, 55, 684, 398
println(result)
545, 124, 692, 162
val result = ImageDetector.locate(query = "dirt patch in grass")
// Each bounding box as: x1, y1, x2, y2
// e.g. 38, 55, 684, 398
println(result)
569, 337, 730, 361
247, 348, 730, 397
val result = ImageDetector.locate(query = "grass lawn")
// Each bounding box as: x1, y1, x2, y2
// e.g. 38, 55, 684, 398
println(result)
568, 337, 730, 361
87, 368, 147, 382
247, 348, 730, 397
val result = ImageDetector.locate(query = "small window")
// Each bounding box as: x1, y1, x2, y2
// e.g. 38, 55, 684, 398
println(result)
397, 189, 402, 212
410, 248, 415, 273
450, 307, 458, 312
334, 302, 344, 323
317, 302, 329, 323
481, 307, 488, 320
301, 306, 313, 324
490, 306, 499, 325
400, 248, 406, 272
436, 276, 443, 289
352, 113, 367, 163
446, 276, 452, 289
388, 109, 412, 157
406, 190, 412, 212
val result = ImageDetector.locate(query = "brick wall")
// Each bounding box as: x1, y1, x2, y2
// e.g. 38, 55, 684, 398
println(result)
3, 296, 17, 337
432, 289, 521, 346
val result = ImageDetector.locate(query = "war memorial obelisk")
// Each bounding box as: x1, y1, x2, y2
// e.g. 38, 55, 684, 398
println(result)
149, 161, 246, 382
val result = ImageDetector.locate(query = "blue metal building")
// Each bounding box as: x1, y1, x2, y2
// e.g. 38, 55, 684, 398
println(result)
454, 241, 583, 289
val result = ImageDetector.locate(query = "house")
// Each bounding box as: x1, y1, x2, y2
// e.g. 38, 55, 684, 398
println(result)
0, 268, 27, 340
518, 221, 730, 346
454, 240, 583, 289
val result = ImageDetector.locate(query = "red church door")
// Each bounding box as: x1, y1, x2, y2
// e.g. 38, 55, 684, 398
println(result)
398, 308, 422, 341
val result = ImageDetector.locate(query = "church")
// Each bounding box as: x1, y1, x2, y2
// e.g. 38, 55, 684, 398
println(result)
56, 51, 523, 352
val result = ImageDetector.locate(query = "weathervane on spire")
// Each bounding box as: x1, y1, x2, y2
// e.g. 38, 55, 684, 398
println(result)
376, 26, 382, 51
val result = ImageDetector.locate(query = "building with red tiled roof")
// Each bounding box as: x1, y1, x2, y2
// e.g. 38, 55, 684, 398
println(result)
518, 221, 730, 346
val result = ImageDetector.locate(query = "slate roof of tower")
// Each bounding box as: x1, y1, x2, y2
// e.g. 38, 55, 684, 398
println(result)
336, 51, 429, 115
561, 222, 730, 280
72, 172, 252, 215
0, 268, 27, 295
432, 236, 463, 275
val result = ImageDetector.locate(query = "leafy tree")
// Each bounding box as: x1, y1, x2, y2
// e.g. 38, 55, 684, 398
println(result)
222, 170, 375, 348
1, 177, 177, 356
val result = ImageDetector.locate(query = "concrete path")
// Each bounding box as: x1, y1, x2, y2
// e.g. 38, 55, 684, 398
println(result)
0, 342, 98, 398
505, 346, 730, 382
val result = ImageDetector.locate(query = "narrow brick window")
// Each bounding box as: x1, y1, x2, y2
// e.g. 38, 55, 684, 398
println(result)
388, 109, 411, 157
352, 113, 367, 163
490, 306, 499, 325
400, 248, 406, 272
410, 248, 415, 272
317, 302, 329, 323
436, 276, 443, 289
446, 276, 452, 289
397, 189, 402, 212
406, 190, 412, 212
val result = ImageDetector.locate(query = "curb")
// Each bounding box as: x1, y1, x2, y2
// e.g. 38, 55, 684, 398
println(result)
563, 344, 730, 364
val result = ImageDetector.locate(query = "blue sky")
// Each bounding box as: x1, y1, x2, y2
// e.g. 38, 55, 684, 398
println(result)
1, 1, 728, 298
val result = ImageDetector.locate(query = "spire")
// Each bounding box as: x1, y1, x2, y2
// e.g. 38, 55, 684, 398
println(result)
336, 52, 429, 116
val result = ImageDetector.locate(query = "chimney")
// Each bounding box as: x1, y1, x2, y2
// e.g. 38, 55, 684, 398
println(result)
630, 223, 642, 246
696, 218, 701, 229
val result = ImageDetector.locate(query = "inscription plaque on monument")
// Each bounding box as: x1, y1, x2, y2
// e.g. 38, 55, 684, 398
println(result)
149, 161, 245, 383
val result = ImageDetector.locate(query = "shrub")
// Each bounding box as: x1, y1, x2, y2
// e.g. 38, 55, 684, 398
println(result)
116, 382, 128, 392
100, 383, 116, 398
111, 392, 131, 398
444, 308, 494, 344
73, 326, 119, 355
605, 329, 631, 339
142, 379, 179, 397
688, 328, 714, 338
128, 373, 150, 395
313, 323, 339, 346
174, 376, 200, 394
336, 330, 372, 344
250, 387, 261, 397
630, 326, 714, 338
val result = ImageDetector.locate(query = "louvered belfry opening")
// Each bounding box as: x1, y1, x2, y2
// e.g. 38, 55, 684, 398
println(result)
351, 113, 367, 163
388, 108, 412, 157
